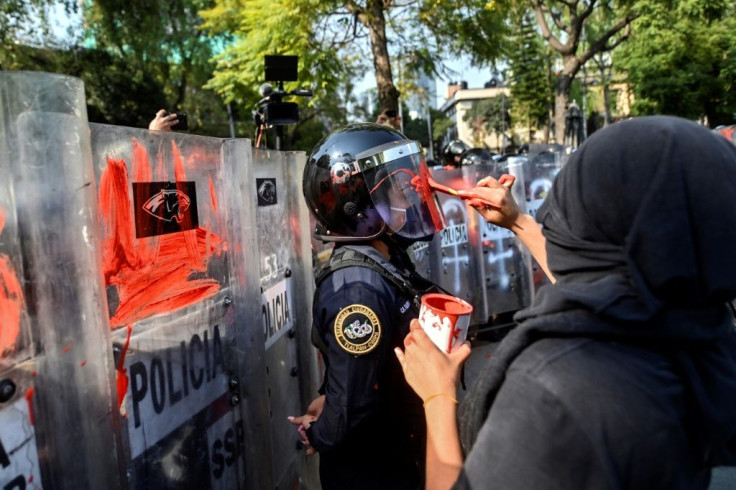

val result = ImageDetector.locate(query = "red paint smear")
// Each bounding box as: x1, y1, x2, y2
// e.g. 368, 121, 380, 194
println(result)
81, 360, 87, 367
25, 387, 35, 425
28, 475, 33, 483
209, 177, 218, 212
417, 165, 444, 230
116, 325, 132, 410
99, 141, 225, 328
0, 209, 24, 357
62, 345, 72, 354
0, 256, 24, 356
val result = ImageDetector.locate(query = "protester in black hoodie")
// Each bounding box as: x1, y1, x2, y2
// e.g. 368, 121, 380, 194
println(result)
396, 116, 736, 489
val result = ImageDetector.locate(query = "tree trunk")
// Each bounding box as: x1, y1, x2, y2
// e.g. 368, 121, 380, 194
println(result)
364, 0, 399, 111
554, 74, 572, 144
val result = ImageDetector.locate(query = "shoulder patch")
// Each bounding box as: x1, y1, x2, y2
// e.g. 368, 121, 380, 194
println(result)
334, 304, 382, 355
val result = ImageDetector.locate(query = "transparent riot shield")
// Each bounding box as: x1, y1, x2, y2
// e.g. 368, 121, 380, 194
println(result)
0, 71, 120, 488
512, 149, 568, 291
252, 148, 320, 490
419, 165, 534, 326
90, 125, 268, 489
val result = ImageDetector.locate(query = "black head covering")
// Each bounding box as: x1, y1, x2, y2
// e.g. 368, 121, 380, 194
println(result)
459, 116, 736, 464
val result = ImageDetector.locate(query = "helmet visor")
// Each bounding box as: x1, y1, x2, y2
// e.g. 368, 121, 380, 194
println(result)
357, 141, 445, 241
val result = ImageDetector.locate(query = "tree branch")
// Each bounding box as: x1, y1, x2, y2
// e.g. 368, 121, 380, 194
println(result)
580, 11, 639, 65
531, 0, 568, 54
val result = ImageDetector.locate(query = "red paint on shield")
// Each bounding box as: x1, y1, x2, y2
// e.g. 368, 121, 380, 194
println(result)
99, 140, 224, 328
25, 387, 35, 425
0, 208, 24, 356
116, 325, 132, 411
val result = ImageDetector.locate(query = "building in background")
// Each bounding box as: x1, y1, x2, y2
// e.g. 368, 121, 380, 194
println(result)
438, 80, 512, 152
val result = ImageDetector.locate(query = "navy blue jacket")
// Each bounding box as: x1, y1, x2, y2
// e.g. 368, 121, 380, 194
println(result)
306, 243, 428, 490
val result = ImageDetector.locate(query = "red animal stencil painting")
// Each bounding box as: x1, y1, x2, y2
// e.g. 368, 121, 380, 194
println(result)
0, 207, 24, 356
98, 139, 225, 329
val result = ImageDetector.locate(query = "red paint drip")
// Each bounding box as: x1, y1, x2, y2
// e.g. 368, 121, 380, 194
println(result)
99, 141, 226, 328
115, 325, 133, 410
25, 387, 35, 425
418, 165, 444, 230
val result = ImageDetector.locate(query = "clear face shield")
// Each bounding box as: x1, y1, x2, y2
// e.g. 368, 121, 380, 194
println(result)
332, 140, 445, 242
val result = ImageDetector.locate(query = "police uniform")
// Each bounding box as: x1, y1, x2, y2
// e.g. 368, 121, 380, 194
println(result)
300, 122, 448, 489
306, 242, 438, 490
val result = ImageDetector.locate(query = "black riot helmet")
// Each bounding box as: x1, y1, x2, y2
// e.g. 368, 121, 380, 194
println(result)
303, 123, 446, 243
460, 147, 497, 166
442, 139, 471, 167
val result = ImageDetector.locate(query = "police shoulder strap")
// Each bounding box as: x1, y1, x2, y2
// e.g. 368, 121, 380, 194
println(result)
315, 247, 422, 311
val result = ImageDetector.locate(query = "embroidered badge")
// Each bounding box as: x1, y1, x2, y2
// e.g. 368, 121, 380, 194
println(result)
334, 304, 381, 355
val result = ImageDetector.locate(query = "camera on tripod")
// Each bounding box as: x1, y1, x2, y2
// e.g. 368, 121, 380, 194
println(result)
255, 55, 312, 127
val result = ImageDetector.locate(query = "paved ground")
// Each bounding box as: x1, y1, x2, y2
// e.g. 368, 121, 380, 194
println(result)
463, 338, 736, 489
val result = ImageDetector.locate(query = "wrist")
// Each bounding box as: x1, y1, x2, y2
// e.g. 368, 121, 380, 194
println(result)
509, 212, 535, 234
423, 392, 459, 409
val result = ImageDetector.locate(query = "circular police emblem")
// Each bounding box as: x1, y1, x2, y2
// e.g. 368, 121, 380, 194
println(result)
334, 304, 381, 355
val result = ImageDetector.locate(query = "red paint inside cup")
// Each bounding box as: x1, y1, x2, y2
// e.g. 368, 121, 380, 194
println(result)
422, 293, 473, 315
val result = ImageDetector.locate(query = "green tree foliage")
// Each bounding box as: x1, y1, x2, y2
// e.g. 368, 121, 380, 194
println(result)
0, 0, 79, 68
83, 0, 231, 135
516, 0, 639, 142
506, 13, 552, 140
200, 0, 509, 139
615, 0, 736, 126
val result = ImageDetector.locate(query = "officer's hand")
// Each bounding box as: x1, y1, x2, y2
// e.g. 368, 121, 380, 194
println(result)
394, 320, 471, 403
458, 174, 519, 229
288, 413, 318, 456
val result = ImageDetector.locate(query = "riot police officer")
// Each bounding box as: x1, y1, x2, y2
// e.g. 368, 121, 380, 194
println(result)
442, 139, 470, 169
289, 123, 447, 489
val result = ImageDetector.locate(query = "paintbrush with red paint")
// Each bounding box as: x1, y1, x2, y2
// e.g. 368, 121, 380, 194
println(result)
413, 174, 515, 210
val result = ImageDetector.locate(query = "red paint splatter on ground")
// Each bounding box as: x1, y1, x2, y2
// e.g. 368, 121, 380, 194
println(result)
61, 345, 72, 354
98, 140, 225, 328
81, 360, 87, 367
0, 208, 24, 356
25, 387, 35, 425
116, 325, 132, 411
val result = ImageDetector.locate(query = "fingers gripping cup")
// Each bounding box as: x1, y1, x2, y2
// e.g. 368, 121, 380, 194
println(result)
418, 293, 473, 353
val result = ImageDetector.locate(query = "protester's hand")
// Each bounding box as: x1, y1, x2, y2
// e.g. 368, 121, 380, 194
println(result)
394, 320, 471, 402
148, 109, 178, 131
288, 395, 324, 456
457, 174, 520, 230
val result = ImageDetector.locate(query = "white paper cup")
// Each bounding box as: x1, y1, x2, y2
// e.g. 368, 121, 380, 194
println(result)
418, 293, 473, 353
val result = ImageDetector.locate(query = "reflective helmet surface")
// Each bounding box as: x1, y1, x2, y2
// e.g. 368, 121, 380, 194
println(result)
443, 139, 470, 167
460, 147, 496, 166
303, 123, 445, 243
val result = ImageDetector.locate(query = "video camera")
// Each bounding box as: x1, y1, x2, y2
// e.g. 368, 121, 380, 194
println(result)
255, 55, 312, 127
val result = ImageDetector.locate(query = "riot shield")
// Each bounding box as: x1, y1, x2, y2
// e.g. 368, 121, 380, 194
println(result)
90, 124, 267, 489
416, 165, 534, 325
512, 148, 568, 290
252, 148, 320, 490
0, 71, 121, 488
